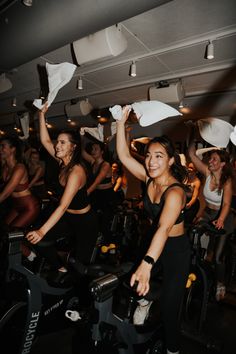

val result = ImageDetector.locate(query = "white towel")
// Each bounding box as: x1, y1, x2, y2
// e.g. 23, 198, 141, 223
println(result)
80, 122, 117, 142
19, 112, 30, 140
80, 124, 104, 142
109, 100, 181, 127
197, 118, 233, 148
33, 62, 77, 110
196, 147, 222, 160
131, 101, 181, 127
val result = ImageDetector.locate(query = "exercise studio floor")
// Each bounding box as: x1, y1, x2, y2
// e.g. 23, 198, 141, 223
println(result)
31, 289, 236, 354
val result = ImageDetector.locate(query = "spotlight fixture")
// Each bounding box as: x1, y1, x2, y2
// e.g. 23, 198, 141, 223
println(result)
77, 77, 83, 90
206, 40, 214, 60
22, 0, 33, 6
67, 118, 72, 122
12, 97, 17, 107
130, 61, 136, 77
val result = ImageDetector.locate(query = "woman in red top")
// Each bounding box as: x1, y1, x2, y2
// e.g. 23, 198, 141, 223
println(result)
0, 136, 40, 257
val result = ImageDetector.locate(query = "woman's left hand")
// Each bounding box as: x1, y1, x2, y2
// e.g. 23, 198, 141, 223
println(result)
26, 229, 44, 244
130, 261, 152, 297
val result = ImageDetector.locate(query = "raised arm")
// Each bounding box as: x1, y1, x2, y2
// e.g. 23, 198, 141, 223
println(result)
187, 123, 208, 176
38, 104, 56, 159
116, 106, 146, 182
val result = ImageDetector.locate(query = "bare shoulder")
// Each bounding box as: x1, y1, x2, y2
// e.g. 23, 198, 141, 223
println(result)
165, 184, 186, 202
169, 184, 185, 194
101, 161, 111, 168
71, 164, 86, 175
66, 164, 87, 186
15, 162, 27, 172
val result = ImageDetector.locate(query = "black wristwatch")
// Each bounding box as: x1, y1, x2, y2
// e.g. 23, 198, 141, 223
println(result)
143, 255, 155, 266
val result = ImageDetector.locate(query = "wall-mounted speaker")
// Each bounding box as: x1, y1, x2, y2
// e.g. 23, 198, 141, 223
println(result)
149, 82, 184, 104
73, 25, 127, 65
65, 100, 93, 117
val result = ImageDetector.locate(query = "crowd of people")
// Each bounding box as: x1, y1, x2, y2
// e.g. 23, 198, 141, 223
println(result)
0, 103, 235, 354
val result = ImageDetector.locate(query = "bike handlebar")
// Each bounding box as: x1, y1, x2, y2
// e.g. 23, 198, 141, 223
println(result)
191, 221, 225, 237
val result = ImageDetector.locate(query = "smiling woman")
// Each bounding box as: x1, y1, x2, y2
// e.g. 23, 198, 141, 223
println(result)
188, 138, 234, 302
26, 103, 99, 286
115, 105, 190, 354
0, 136, 40, 259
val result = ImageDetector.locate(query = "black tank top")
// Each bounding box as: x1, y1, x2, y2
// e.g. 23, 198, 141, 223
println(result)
92, 161, 112, 184
143, 179, 185, 224
56, 181, 89, 210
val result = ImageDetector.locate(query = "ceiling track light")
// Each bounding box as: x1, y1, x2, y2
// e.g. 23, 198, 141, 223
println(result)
130, 61, 136, 77
22, 0, 33, 6
77, 77, 83, 90
12, 97, 17, 107
206, 40, 214, 60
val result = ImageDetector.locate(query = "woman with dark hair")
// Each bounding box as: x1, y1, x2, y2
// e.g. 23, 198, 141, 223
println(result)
188, 143, 233, 301
0, 136, 40, 259
26, 104, 98, 280
27, 150, 47, 201
112, 161, 127, 206
82, 140, 116, 243
116, 106, 190, 354
184, 162, 201, 227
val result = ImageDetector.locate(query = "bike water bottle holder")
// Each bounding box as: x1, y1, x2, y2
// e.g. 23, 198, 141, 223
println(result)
90, 273, 119, 302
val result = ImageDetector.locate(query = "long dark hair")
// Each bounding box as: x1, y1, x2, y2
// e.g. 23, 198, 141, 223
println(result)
0, 136, 23, 162
58, 130, 81, 174
209, 149, 233, 192
145, 135, 188, 183
90, 141, 112, 162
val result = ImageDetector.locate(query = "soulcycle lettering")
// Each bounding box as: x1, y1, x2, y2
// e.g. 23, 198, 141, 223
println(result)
21, 311, 40, 354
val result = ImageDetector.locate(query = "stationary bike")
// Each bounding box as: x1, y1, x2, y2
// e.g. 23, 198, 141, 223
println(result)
66, 257, 164, 354
181, 221, 224, 352
0, 230, 78, 354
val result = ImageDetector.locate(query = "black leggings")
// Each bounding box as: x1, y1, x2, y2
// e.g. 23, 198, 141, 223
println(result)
136, 231, 190, 352
35, 209, 99, 270
158, 235, 190, 352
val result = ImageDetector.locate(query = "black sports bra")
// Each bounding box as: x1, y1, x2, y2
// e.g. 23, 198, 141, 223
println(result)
143, 179, 186, 224
56, 181, 89, 210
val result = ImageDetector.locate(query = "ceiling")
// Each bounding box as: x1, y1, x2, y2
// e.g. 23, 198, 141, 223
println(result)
0, 0, 236, 135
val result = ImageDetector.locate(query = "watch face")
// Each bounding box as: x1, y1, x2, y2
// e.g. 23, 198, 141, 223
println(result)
144, 255, 154, 265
